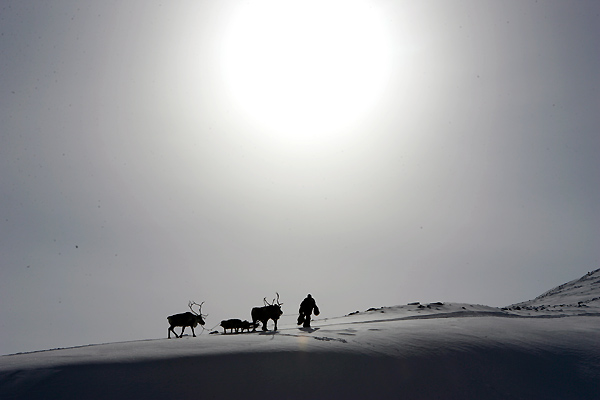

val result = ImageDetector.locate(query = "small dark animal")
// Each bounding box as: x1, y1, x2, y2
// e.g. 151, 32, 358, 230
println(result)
167, 301, 206, 338
240, 320, 259, 333
251, 293, 283, 331
220, 318, 243, 334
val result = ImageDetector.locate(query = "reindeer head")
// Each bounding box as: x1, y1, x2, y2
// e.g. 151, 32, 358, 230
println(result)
263, 293, 283, 317
188, 301, 207, 325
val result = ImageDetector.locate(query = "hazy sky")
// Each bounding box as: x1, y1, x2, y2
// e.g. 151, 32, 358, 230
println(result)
1, 0, 599, 355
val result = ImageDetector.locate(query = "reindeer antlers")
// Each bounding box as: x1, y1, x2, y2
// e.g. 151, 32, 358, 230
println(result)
263, 293, 283, 306
188, 301, 207, 317
275, 292, 283, 306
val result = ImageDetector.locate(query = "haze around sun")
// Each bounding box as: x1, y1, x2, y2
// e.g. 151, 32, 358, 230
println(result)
220, 0, 392, 148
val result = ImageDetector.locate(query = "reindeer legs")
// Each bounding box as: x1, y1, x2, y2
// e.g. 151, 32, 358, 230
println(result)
168, 327, 180, 339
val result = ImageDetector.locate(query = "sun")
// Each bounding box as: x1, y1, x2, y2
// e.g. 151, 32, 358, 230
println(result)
220, 0, 391, 148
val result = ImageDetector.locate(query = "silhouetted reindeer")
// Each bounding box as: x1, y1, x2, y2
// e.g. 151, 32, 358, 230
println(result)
251, 293, 283, 331
220, 318, 243, 334
220, 319, 259, 334
167, 301, 206, 338
240, 320, 259, 333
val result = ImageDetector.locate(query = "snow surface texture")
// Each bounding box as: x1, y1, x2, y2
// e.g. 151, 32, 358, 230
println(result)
1, 269, 599, 399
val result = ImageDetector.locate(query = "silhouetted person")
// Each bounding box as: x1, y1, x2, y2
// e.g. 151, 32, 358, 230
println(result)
298, 294, 319, 328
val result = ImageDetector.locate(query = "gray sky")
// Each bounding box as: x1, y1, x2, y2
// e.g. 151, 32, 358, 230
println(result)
1, 0, 598, 355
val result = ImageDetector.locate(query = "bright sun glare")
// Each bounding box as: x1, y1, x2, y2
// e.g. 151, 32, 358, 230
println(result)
221, 0, 391, 147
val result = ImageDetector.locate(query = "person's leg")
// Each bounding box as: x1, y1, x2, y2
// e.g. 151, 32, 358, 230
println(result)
303, 314, 311, 328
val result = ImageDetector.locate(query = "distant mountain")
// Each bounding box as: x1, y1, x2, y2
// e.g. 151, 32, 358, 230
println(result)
506, 268, 600, 313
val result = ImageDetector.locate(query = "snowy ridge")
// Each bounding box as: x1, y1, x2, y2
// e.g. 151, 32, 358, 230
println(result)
505, 267, 600, 314
529, 267, 600, 303
1, 270, 599, 399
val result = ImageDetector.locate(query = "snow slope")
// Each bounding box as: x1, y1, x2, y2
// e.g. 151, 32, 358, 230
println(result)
506, 268, 600, 313
1, 269, 599, 400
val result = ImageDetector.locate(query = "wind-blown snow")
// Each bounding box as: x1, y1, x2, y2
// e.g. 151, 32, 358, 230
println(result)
1, 269, 599, 399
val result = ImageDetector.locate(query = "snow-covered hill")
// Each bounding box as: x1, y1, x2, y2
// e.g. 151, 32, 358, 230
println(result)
1, 269, 599, 399
506, 267, 600, 313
